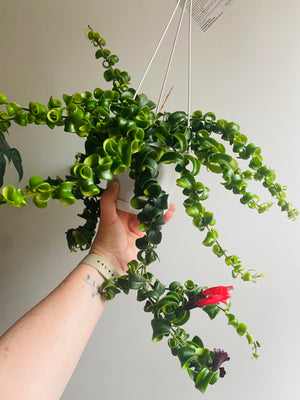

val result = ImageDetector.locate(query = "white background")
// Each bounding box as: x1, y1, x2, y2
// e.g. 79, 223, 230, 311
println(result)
0, 0, 300, 399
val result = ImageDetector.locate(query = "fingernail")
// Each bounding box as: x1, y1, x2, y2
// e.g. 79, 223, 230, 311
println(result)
108, 180, 118, 192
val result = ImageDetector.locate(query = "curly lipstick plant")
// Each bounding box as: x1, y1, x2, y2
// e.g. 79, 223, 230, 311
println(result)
0, 27, 298, 393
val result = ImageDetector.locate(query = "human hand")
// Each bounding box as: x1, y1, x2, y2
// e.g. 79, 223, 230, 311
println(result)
90, 180, 175, 275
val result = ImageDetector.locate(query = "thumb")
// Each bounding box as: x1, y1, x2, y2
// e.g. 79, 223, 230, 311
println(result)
100, 180, 119, 221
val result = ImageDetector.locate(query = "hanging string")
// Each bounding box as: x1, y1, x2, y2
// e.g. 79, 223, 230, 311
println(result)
133, 0, 194, 125
188, 0, 193, 128
155, 0, 188, 115
133, 0, 182, 100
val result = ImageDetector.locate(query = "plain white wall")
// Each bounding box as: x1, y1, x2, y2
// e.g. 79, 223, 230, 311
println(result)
0, 0, 300, 399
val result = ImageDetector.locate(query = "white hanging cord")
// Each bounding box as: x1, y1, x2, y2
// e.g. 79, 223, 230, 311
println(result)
133, 0, 182, 100
188, 0, 193, 128
155, 0, 188, 115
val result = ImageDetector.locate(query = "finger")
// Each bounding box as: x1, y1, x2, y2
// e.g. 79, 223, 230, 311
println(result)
100, 180, 120, 222
164, 203, 176, 224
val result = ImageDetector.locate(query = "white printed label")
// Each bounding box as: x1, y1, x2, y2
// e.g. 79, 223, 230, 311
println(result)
179, 0, 238, 32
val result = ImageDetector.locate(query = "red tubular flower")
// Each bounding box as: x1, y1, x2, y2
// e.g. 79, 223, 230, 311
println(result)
182, 286, 233, 311
197, 286, 233, 307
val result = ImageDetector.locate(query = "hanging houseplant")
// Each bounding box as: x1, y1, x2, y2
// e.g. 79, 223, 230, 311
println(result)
0, 26, 298, 394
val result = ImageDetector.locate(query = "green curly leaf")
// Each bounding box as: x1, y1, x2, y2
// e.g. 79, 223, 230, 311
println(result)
151, 318, 171, 342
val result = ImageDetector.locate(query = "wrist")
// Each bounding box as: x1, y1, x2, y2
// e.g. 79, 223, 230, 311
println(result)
76, 263, 106, 299
77, 262, 105, 283
89, 246, 123, 275
81, 252, 120, 281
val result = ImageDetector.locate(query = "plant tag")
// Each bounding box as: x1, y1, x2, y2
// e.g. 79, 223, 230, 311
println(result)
178, 0, 238, 32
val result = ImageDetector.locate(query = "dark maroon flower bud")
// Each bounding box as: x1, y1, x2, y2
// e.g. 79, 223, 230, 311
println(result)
212, 348, 230, 378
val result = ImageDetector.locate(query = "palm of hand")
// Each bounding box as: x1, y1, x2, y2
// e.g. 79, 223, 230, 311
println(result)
91, 208, 144, 274
90, 181, 175, 275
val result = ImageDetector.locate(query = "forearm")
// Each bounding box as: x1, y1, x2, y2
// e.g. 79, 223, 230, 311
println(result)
0, 262, 106, 400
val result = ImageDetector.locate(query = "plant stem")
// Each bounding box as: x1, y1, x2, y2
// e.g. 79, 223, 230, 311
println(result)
0, 117, 15, 122
170, 328, 185, 346
206, 225, 262, 282
158, 85, 174, 114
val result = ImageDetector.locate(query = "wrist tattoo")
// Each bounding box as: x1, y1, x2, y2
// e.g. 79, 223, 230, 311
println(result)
83, 274, 101, 299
